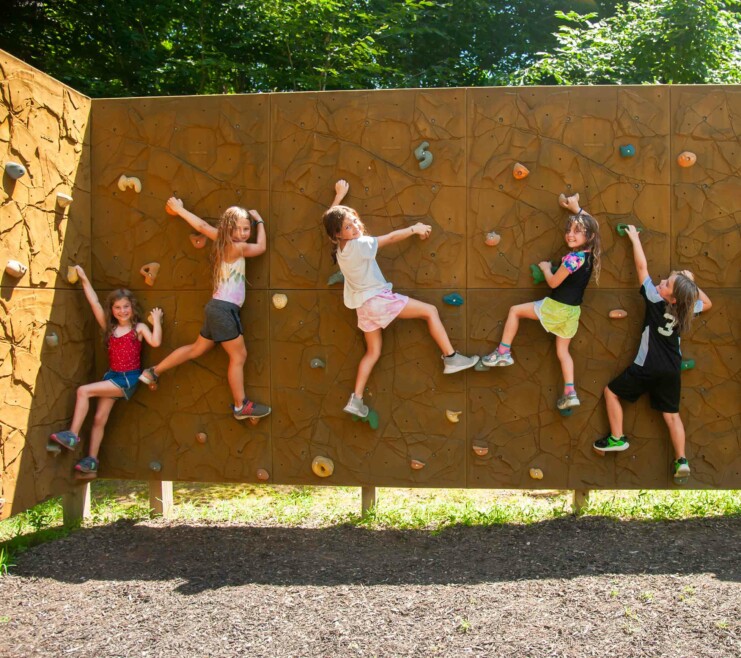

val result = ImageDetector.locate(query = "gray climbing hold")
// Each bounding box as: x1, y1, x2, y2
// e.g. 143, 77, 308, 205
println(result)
414, 141, 433, 170
5, 162, 26, 180
149, 460, 162, 472
327, 270, 344, 286
474, 359, 491, 372
310, 358, 326, 369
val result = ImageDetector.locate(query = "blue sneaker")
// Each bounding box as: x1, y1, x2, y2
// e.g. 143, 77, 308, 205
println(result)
482, 350, 514, 367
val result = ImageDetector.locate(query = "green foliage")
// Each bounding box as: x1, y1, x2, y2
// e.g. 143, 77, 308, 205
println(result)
516, 0, 741, 84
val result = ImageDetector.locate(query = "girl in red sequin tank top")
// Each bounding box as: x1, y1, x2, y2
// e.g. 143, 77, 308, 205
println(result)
49, 266, 163, 477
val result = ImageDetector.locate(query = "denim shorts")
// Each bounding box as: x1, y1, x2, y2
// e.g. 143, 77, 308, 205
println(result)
103, 369, 141, 400
200, 299, 243, 343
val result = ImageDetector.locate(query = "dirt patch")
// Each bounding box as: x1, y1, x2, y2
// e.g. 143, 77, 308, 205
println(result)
0, 515, 739, 657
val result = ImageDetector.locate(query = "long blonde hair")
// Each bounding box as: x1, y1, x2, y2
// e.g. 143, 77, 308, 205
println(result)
565, 212, 602, 285
666, 272, 699, 334
211, 206, 250, 293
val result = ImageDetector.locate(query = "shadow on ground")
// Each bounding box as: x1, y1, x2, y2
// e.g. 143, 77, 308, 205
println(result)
11, 515, 740, 593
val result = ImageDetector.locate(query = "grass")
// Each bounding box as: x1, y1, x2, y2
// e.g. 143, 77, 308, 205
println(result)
0, 483, 739, 576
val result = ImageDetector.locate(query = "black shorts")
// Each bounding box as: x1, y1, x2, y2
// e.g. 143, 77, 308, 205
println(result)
200, 299, 243, 343
607, 363, 680, 413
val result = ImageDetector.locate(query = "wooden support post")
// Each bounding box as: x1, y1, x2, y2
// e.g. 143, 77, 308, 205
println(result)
572, 489, 591, 514
149, 480, 173, 518
361, 486, 376, 515
62, 482, 91, 526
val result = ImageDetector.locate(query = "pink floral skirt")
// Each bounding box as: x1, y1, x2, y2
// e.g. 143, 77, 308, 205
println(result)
356, 290, 409, 332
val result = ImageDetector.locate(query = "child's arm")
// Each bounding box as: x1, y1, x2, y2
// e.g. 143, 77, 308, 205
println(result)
166, 197, 218, 241
625, 225, 650, 284
137, 307, 163, 347
679, 270, 713, 311
75, 266, 106, 330
539, 261, 570, 288
330, 179, 350, 207
234, 210, 267, 258
377, 222, 431, 249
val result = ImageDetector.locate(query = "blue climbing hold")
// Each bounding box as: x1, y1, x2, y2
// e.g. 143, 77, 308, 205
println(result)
442, 293, 463, 306
327, 270, 344, 286
620, 144, 636, 158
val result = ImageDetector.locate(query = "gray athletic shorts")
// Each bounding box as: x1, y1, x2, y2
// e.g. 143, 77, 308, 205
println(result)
200, 299, 243, 343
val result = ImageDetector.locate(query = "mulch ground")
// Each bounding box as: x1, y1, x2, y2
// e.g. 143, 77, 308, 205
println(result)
0, 515, 739, 658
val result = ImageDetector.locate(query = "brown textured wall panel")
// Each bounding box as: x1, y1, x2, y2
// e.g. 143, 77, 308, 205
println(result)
1, 52, 92, 518
671, 86, 741, 287
91, 95, 270, 291
270, 89, 467, 290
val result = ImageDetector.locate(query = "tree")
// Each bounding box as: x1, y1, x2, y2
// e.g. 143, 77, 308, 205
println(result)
515, 0, 741, 85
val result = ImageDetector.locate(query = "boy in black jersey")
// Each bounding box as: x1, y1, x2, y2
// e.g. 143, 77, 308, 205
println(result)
593, 225, 712, 482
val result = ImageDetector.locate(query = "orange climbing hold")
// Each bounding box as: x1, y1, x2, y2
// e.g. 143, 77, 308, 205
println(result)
513, 163, 529, 180
485, 231, 501, 247
140, 262, 160, 286
609, 309, 628, 319
677, 151, 697, 168
410, 459, 426, 470
190, 233, 207, 249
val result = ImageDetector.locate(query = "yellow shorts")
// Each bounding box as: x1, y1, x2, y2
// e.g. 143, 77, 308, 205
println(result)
534, 297, 581, 339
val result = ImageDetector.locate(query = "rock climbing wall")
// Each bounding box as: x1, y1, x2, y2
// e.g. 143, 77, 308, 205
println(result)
0, 52, 93, 518
1, 46, 739, 520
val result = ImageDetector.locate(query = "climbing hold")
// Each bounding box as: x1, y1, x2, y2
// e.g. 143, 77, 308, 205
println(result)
442, 292, 463, 306
195, 432, 207, 444
512, 163, 529, 180
45, 332, 59, 348
530, 263, 558, 285
474, 359, 491, 372
472, 443, 489, 457
311, 456, 334, 478
485, 231, 501, 247
529, 468, 544, 480
140, 262, 160, 286
5, 260, 27, 278
46, 442, 62, 454
410, 459, 426, 470
609, 309, 628, 319
149, 461, 162, 472
616, 224, 643, 236
327, 270, 344, 286
446, 410, 462, 424
414, 141, 433, 170
619, 144, 636, 158
189, 233, 207, 249
310, 358, 326, 369
4, 162, 26, 179
681, 359, 695, 371
256, 468, 270, 481
67, 266, 79, 284
118, 174, 142, 193
272, 293, 288, 309
56, 193, 73, 208
677, 151, 697, 168
351, 409, 380, 430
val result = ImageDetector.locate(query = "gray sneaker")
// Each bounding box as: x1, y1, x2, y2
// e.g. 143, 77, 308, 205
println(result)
343, 393, 369, 418
233, 398, 272, 419
556, 392, 580, 410
482, 350, 514, 367
442, 352, 480, 374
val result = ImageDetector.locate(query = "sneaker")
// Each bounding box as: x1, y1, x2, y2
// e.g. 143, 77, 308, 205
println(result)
233, 398, 272, 420
49, 430, 81, 450
593, 434, 630, 452
556, 391, 581, 409
673, 457, 691, 479
343, 393, 369, 418
74, 456, 99, 474
442, 352, 480, 374
138, 367, 159, 386
481, 350, 514, 367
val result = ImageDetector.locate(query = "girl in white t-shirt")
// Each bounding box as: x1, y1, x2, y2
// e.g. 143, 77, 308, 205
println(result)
323, 179, 479, 418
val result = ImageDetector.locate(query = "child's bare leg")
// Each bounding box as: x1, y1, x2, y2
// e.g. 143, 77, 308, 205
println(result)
501, 302, 538, 346
662, 412, 686, 460
70, 381, 123, 435
151, 335, 215, 377
554, 336, 575, 394
354, 329, 382, 398
221, 335, 248, 407
88, 396, 118, 459
397, 298, 454, 355
604, 386, 624, 437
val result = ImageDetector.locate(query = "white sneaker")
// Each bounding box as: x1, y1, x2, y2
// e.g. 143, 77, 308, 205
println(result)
343, 393, 369, 418
482, 351, 514, 367
442, 352, 479, 374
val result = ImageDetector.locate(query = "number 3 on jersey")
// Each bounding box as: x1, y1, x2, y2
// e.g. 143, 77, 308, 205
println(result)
657, 313, 677, 337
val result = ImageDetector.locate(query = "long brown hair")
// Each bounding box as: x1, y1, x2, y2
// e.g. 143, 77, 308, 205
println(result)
322, 205, 367, 264
565, 212, 602, 284
103, 289, 142, 344
666, 272, 699, 334
211, 206, 250, 293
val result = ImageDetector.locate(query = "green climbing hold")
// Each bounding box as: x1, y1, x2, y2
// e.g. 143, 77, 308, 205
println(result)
616, 224, 643, 236
310, 358, 326, 369
530, 263, 559, 285
681, 359, 695, 371
351, 408, 380, 430
327, 270, 344, 286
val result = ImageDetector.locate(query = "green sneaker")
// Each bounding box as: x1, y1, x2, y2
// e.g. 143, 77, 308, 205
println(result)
673, 457, 690, 481
593, 434, 629, 452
